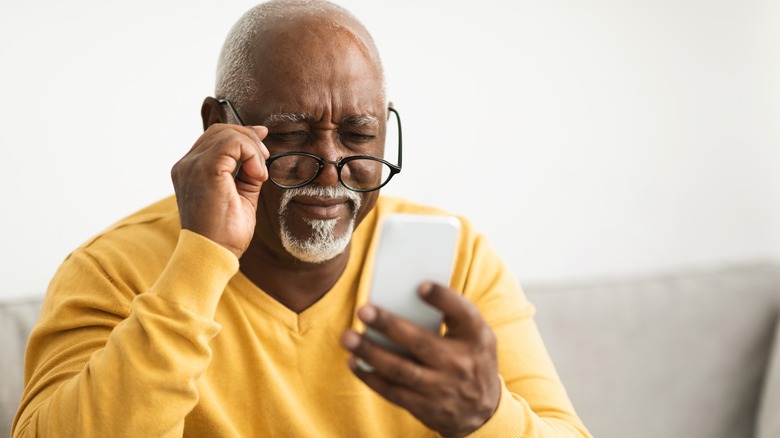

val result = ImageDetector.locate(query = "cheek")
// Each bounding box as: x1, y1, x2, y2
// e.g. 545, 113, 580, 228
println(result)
355, 191, 379, 224
258, 184, 284, 227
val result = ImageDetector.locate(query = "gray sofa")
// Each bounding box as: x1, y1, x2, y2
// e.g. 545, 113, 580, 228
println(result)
3, 261, 779, 437
525, 261, 780, 438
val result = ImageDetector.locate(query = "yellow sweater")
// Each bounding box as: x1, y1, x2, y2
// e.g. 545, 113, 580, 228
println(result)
13, 196, 590, 437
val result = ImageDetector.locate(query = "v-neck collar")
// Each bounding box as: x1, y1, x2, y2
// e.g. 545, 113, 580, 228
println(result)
229, 209, 382, 334
230, 255, 356, 334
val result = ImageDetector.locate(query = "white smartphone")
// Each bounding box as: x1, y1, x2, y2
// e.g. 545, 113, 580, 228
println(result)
365, 213, 461, 356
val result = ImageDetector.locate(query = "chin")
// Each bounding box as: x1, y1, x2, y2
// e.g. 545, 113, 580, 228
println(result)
280, 216, 355, 264
273, 184, 366, 263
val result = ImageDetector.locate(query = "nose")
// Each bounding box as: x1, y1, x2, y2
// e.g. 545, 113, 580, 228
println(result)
317, 156, 343, 187
310, 130, 343, 187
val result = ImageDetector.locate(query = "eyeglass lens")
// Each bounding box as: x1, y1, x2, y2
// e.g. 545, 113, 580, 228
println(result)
268, 155, 393, 191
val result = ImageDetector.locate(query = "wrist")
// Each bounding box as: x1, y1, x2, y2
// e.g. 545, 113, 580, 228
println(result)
150, 230, 240, 318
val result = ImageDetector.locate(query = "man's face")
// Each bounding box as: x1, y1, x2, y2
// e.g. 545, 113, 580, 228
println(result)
239, 19, 386, 264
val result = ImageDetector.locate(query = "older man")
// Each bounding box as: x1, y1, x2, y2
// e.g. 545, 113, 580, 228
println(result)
13, 1, 590, 437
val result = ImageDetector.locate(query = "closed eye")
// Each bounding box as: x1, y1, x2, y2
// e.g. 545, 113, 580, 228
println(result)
339, 131, 376, 144
266, 131, 309, 145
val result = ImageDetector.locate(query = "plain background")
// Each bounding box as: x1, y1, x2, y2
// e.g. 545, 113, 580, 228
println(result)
1, 0, 778, 300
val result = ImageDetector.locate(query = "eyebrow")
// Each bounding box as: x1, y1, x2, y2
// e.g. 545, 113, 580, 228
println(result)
262, 112, 315, 126
261, 112, 380, 128
342, 114, 379, 127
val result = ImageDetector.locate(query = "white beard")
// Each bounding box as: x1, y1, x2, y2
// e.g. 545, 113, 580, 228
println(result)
278, 185, 361, 263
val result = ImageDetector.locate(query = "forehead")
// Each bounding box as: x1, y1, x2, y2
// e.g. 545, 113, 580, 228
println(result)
246, 17, 385, 117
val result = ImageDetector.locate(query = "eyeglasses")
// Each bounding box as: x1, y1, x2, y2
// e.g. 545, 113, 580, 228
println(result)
218, 99, 402, 193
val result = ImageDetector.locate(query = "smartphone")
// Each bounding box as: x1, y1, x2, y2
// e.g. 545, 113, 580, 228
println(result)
365, 213, 461, 356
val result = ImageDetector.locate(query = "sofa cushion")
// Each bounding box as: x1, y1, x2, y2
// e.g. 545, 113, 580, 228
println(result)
525, 262, 780, 438
756, 314, 780, 438
0, 297, 43, 436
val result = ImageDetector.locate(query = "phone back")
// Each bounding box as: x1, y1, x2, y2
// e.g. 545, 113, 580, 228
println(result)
366, 214, 461, 354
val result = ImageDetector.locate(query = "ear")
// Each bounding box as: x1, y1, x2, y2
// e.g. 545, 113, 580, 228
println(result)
201, 96, 225, 131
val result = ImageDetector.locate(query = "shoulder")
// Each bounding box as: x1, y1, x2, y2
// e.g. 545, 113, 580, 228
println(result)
369, 195, 480, 240
372, 196, 452, 216
82, 195, 180, 252
357, 196, 484, 268
60, 196, 181, 292
369, 197, 525, 312
40, 196, 181, 318
371, 196, 476, 231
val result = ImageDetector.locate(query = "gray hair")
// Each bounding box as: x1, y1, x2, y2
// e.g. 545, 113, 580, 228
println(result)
215, 0, 385, 108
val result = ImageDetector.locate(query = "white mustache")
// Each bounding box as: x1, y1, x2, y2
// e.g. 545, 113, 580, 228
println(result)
278, 185, 362, 216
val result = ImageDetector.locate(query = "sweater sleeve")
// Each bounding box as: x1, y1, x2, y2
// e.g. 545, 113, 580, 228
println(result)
454, 231, 592, 438
12, 230, 238, 437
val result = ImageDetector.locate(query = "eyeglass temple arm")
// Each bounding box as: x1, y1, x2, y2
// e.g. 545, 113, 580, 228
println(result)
389, 107, 402, 169
218, 99, 246, 126
217, 99, 246, 178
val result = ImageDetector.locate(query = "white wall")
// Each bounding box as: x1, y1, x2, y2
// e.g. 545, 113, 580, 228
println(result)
1, 0, 778, 300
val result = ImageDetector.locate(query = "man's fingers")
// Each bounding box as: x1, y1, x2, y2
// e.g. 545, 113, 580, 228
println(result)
190, 127, 267, 185
347, 356, 431, 415
171, 122, 270, 258
228, 125, 268, 184
233, 138, 267, 185
340, 329, 435, 390
189, 123, 268, 158
356, 305, 446, 367
341, 293, 500, 437
186, 123, 231, 154
418, 282, 484, 339
250, 125, 270, 158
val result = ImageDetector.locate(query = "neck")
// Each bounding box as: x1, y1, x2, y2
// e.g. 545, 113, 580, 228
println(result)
239, 240, 351, 313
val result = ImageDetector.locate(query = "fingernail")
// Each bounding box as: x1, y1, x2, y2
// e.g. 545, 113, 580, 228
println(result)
341, 331, 360, 349
356, 358, 375, 373
359, 305, 377, 323
419, 282, 434, 297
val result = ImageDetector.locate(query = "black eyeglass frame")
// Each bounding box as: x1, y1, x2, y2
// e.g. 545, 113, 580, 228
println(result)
218, 98, 403, 193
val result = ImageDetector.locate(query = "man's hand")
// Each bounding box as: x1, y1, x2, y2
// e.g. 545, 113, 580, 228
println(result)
171, 123, 269, 258
340, 282, 501, 438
